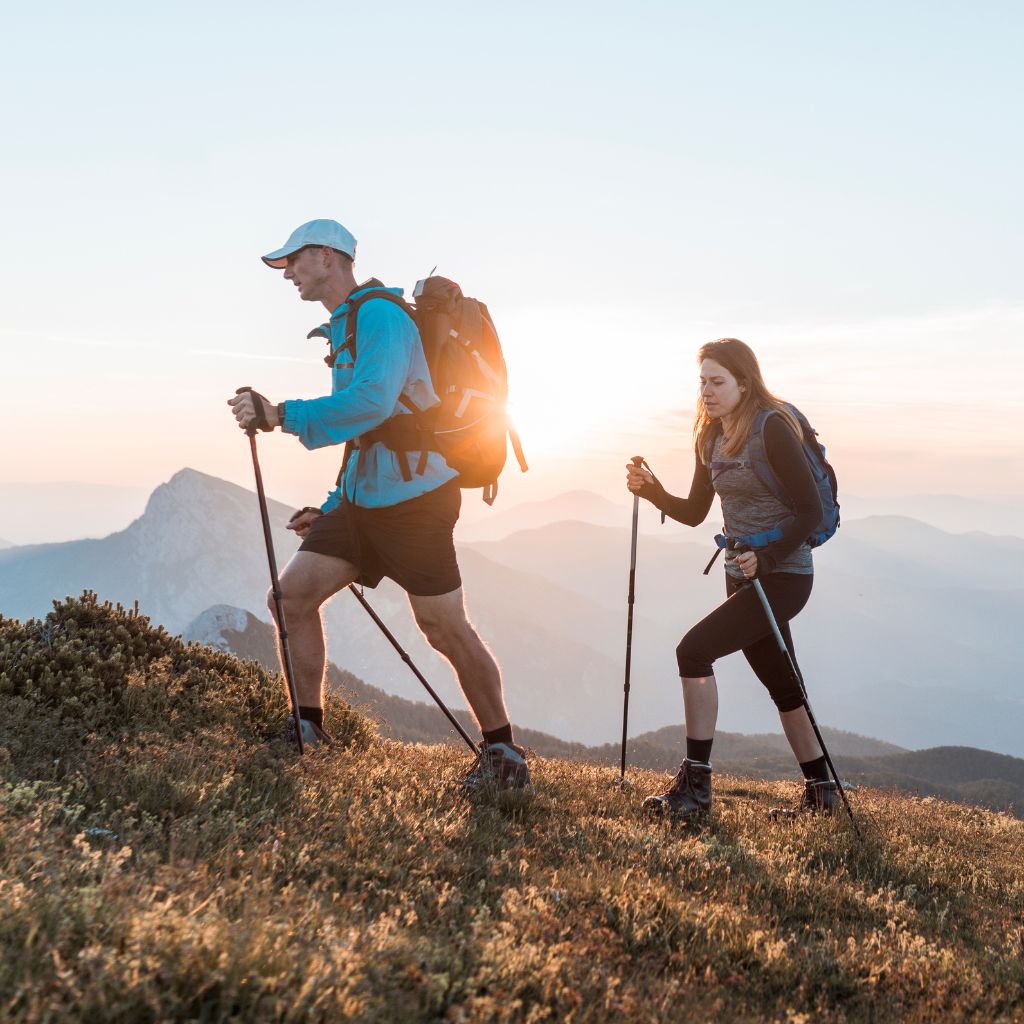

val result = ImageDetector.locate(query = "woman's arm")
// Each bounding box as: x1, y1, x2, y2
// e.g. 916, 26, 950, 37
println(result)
756, 414, 823, 573
638, 459, 715, 527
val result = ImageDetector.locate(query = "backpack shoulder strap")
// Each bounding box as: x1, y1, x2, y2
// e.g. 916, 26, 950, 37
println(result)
745, 408, 792, 509
331, 282, 415, 367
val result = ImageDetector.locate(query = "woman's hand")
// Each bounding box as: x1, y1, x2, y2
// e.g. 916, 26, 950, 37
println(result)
625, 463, 654, 494
734, 549, 759, 579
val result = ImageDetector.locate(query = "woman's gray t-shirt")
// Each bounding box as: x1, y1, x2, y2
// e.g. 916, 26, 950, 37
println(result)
710, 430, 814, 581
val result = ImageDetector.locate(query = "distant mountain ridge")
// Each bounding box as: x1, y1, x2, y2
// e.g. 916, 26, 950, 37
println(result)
187, 603, 1024, 818
456, 488, 722, 544
3, 467, 1022, 754
0, 481, 149, 545
838, 492, 1024, 537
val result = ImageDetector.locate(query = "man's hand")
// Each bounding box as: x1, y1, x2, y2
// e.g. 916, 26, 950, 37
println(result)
287, 506, 322, 539
228, 388, 281, 432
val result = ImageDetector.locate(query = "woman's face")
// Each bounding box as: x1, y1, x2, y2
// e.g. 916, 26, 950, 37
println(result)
699, 357, 744, 419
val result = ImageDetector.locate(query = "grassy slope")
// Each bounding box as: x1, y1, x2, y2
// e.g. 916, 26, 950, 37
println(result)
215, 608, 1024, 818
1, 596, 1023, 1023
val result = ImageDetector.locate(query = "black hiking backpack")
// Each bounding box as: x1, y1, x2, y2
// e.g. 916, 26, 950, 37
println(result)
317, 276, 528, 505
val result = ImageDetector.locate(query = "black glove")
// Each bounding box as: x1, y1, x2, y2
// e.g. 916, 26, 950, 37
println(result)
289, 506, 323, 523
235, 386, 274, 432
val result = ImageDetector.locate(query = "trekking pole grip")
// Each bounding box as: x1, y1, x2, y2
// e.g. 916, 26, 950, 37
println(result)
236, 386, 259, 437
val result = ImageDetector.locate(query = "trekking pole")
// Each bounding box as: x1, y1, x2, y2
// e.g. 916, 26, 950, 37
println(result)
738, 551, 860, 835
617, 455, 645, 785
347, 585, 479, 754
237, 388, 304, 755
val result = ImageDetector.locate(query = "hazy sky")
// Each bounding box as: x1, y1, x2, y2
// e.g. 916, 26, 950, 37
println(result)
3, 1, 1022, 512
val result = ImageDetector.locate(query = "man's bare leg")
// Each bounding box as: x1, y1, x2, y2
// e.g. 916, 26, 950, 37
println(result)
267, 551, 359, 711
408, 588, 510, 734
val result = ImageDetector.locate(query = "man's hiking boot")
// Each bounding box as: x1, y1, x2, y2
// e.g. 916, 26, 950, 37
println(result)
642, 759, 712, 821
769, 778, 840, 820
282, 715, 332, 751
462, 741, 532, 792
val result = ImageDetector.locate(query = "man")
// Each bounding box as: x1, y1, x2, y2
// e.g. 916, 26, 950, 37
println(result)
227, 218, 529, 790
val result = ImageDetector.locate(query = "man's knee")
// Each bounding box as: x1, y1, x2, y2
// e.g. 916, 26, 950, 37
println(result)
267, 578, 320, 622
415, 605, 473, 654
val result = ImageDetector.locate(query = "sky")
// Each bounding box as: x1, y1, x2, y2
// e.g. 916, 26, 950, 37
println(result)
2, 1, 1022, 515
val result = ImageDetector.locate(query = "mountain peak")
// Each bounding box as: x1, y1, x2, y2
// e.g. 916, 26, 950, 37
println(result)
141, 468, 256, 522
164, 466, 237, 493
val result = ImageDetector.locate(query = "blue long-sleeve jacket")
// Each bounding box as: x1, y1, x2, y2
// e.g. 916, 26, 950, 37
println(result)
279, 283, 457, 510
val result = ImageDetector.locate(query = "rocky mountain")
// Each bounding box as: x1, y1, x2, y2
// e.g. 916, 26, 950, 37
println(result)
0, 470, 679, 743
0, 469, 299, 635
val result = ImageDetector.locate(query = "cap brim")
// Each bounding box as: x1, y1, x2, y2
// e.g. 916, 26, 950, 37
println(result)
261, 245, 302, 269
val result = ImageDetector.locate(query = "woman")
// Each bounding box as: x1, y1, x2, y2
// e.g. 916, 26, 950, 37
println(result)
626, 337, 838, 820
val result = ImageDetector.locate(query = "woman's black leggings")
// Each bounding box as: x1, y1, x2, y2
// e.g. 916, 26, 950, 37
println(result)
676, 573, 814, 713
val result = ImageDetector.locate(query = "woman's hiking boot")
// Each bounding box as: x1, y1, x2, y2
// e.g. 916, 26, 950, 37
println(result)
642, 759, 712, 820
282, 715, 332, 751
769, 778, 840, 820
462, 741, 532, 792
801, 778, 840, 814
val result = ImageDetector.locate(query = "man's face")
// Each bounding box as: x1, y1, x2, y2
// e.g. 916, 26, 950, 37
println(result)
282, 246, 328, 302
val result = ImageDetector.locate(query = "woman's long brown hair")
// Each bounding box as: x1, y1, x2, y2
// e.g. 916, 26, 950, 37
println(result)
694, 338, 801, 462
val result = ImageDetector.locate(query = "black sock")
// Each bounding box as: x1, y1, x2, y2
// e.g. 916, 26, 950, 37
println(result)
686, 736, 713, 764
299, 705, 324, 730
483, 723, 514, 746
800, 756, 828, 781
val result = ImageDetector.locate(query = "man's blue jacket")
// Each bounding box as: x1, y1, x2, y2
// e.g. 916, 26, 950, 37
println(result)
279, 283, 457, 510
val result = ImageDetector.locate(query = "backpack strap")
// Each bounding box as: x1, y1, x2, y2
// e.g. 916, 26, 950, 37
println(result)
356, 397, 442, 483
744, 409, 794, 510
336, 440, 355, 488
330, 284, 420, 486
509, 426, 528, 473
340, 284, 415, 365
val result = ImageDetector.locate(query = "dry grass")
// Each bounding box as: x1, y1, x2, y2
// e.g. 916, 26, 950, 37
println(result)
1, 595, 1022, 1023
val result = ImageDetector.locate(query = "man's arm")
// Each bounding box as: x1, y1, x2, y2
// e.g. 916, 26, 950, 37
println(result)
281, 301, 417, 451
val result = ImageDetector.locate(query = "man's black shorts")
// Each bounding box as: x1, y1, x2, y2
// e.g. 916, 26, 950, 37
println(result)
299, 480, 462, 596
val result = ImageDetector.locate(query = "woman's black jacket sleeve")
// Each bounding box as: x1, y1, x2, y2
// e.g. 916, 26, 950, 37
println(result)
637, 460, 715, 526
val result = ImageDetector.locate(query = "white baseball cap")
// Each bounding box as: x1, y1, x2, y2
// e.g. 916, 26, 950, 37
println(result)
261, 219, 357, 268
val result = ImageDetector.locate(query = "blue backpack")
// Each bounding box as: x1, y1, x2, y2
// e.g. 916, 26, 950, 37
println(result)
707, 403, 840, 554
